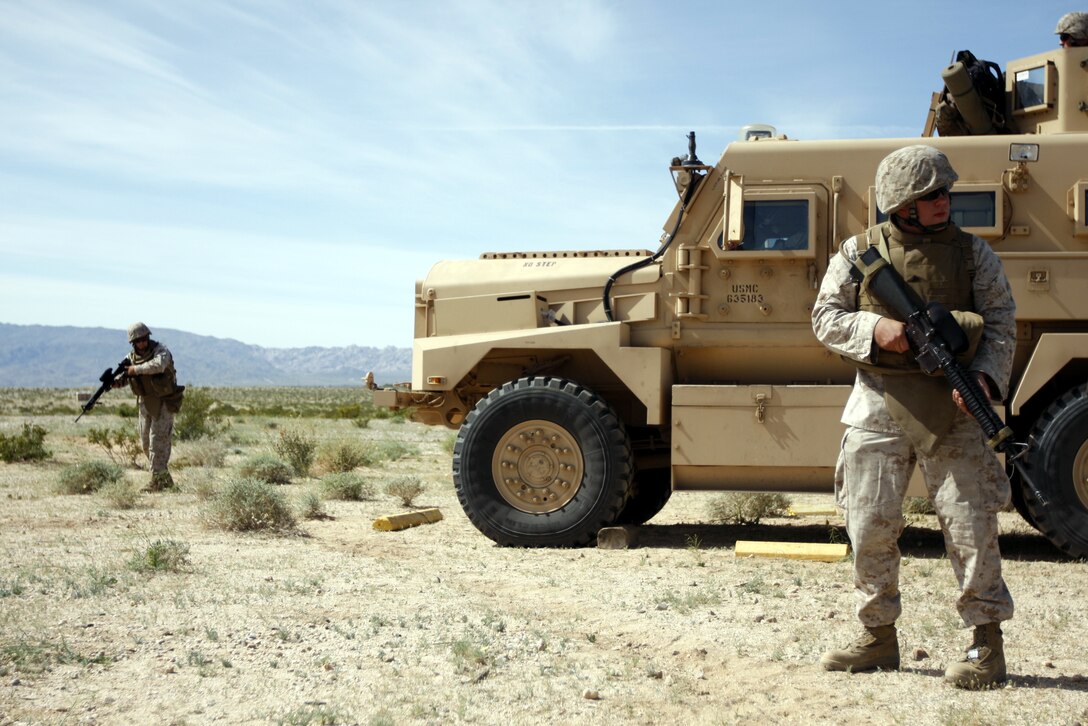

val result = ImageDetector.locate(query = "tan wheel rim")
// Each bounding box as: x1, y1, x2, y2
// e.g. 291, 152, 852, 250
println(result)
1074, 438, 1088, 510
491, 419, 584, 514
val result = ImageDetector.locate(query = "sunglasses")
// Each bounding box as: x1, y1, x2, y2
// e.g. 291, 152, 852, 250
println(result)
917, 186, 950, 202
1060, 33, 1074, 43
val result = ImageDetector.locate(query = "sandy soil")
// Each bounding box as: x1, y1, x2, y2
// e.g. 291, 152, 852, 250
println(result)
1, 416, 1087, 726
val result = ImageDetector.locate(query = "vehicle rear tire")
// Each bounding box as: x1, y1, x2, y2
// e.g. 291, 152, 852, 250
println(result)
1008, 470, 1038, 531
453, 376, 632, 547
1023, 384, 1088, 559
615, 468, 672, 525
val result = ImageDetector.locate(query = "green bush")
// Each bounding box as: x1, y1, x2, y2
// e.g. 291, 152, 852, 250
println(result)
174, 387, 229, 441
238, 454, 293, 485
298, 490, 328, 520
128, 539, 191, 572
319, 472, 375, 501
903, 496, 936, 515
204, 478, 297, 532
187, 471, 219, 501
57, 461, 124, 494
708, 492, 792, 525
273, 429, 317, 477
175, 438, 228, 468
326, 402, 367, 420
385, 476, 425, 507
87, 425, 144, 469
316, 438, 372, 473
101, 478, 140, 509
370, 438, 418, 463
0, 422, 51, 463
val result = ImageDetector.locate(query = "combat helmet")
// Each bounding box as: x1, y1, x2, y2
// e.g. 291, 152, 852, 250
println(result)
1055, 12, 1088, 44
875, 145, 958, 215
127, 322, 152, 342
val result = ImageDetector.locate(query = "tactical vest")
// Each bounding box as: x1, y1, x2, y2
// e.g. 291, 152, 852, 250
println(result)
856, 221, 976, 369
851, 221, 978, 454
128, 340, 184, 416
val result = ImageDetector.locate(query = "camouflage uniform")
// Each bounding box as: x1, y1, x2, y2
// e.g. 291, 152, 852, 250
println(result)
126, 330, 183, 488
1056, 12, 1088, 45
812, 227, 1016, 628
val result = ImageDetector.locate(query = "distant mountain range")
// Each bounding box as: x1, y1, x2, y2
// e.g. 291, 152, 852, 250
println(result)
0, 323, 412, 387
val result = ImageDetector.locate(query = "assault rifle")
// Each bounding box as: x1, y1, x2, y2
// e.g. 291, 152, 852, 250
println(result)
850, 246, 1047, 505
75, 358, 130, 423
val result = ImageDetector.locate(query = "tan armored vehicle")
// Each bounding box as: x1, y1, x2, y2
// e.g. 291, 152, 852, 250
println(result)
375, 44, 1088, 558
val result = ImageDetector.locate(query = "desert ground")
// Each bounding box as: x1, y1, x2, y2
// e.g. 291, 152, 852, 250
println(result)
1, 387, 1086, 726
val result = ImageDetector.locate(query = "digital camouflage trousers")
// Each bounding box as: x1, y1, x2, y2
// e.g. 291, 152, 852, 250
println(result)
139, 400, 174, 473
835, 415, 1014, 627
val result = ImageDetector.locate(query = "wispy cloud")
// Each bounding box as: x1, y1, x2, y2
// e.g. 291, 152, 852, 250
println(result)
0, 0, 1060, 346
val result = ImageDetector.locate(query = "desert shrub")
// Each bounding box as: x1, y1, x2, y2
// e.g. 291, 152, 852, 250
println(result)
174, 387, 229, 441
327, 402, 367, 420
370, 438, 418, 463
57, 461, 124, 494
238, 454, 293, 485
708, 492, 792, 525
319, 472, 375, 501
273, 429, 317, 477
128, 539, 191, 572
315, 438, 372, 473
175, 438, 228, 469
385, 476, 425, 507
0, 423, 51, 463
187, 471, 219, 501
101, 478, 140, 509
298, 490, 327, 520
442, 434, 456, 455
86, 424, 144, 468
903, 496, 936, 515
116, 403, 138, 418
203, 478, 297, 532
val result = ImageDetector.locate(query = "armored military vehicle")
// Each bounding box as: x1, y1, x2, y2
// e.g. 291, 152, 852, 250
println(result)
374, 43, 1088, 558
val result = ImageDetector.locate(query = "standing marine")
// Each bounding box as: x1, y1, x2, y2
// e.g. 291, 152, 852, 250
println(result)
811, 145, 1017, 689
119, 322, 184, 490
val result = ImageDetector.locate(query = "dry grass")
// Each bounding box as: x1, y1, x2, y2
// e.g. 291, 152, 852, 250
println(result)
0, 388, 1086, 725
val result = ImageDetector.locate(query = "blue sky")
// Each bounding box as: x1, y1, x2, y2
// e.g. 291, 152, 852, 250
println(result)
0, 1, 1068, 348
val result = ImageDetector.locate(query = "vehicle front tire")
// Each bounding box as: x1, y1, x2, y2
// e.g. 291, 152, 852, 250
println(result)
1023, 384, 1088, 559
453, 376, 632, 547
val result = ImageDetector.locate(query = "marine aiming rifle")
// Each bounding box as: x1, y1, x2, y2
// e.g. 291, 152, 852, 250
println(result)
75, 358, 130, 423
850, 246, 1048, 506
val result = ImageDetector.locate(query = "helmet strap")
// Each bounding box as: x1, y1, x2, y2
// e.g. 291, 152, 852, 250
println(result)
897, 203, 950, 234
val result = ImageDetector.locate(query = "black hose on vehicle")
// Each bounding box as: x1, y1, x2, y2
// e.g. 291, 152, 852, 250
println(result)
603, 171, 700, 322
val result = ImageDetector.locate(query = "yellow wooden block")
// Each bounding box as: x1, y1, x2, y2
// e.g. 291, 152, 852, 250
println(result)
734, 540, 849, 562
787, 504, 840, 517
372, 508, 443, 532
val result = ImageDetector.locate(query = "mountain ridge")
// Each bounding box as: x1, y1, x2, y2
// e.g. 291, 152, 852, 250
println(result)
0, 322, 411, 387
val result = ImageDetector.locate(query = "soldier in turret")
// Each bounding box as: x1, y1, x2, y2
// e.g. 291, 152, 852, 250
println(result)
117, 322, 184, 490
811, 145, 1016, 689
1056, 12, 1088, 47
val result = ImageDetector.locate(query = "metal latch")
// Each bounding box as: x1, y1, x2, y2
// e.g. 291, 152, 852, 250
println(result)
755, 393, 768, 423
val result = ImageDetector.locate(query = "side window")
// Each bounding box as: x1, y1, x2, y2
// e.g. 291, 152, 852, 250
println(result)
733, 200, 810, 251
869, 187, 999, 236
950, 191, 996, 228
1013, 66, 1047, 111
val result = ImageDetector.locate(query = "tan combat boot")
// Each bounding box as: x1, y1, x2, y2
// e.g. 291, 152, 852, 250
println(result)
944, 623, 1006, 689
820, 625, 900, 672
146, 471, 175, 492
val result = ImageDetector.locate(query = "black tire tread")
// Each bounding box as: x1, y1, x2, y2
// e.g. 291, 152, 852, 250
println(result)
452, 376, 631, 547
1024, 384, 1088, 559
